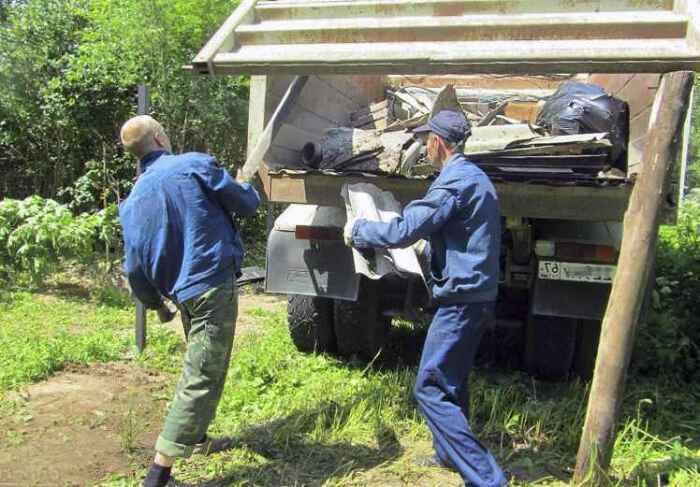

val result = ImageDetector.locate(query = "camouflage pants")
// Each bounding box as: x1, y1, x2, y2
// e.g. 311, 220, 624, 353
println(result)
155, 276, 237, 458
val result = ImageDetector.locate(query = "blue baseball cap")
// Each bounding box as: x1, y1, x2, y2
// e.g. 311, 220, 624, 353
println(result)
413, 110, 471, 145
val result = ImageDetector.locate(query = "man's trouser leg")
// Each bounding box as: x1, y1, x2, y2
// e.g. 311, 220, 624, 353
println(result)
155, 276, 237, 458
414, 302, 507, 487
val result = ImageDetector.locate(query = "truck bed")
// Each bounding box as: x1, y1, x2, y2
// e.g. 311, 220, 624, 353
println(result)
259, 164, 632, 222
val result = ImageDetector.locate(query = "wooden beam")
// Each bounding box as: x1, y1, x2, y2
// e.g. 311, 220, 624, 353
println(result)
242, 75, 308, 180
574, 71, 694, 485
264, 171, 632, 222
247, 75, 268, 158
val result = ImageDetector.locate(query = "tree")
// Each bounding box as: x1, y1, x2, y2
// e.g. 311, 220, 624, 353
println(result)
0, 0, 248, 212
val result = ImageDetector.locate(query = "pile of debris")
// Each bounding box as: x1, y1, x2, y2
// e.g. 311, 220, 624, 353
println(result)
299, 81, 630, 184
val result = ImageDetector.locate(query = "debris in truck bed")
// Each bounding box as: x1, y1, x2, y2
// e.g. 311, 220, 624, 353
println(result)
350, 100, 392, 130
429, 84, 464, 119
536, 81, 629, 170
286, 81, 630, 185
303, 128, 413, 174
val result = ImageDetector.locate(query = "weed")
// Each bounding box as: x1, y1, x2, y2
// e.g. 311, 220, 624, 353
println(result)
118, 392, 144, 454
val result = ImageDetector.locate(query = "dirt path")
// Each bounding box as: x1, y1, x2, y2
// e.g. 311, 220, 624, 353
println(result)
0, 292, 286, 487
163, 290, 286, 339
0, 362, 167, 486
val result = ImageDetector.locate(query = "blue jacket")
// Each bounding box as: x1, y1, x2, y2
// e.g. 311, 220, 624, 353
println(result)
119, 150, 261, 308
351, 153, 501, 304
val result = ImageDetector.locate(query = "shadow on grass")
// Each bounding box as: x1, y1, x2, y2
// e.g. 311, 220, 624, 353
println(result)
193, 402, 403, 486
36, 275, 133, 309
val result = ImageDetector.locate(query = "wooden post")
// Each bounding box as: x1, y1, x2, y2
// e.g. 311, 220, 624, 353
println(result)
134, 84, 149, 354
574, 71, 694, 484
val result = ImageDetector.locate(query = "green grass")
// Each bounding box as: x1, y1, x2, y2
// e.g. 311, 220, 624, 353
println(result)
0, 274, 697, 486
0, 272, 180, 395
98, 309, 700, 487
0, 291, 132, 393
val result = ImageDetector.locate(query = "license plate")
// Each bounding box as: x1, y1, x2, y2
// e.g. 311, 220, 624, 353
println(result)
538, 260, 616, 283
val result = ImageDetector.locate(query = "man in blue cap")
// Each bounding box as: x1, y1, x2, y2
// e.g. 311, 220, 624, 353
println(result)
344, 110, 507, 487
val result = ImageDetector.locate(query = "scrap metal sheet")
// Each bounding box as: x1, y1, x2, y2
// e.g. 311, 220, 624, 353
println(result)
341, 182, 424, 281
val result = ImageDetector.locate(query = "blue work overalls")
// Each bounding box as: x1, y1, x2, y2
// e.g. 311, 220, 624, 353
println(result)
352, 153, 507, 487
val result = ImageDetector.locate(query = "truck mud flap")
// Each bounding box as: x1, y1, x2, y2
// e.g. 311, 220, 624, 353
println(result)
531, 278, 610, 321
266, 228, 360, 301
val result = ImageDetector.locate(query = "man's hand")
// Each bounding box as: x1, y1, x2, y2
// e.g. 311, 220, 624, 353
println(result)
236, 169, 250, 184
343, 218, 357, 247
157, 302, 177, 323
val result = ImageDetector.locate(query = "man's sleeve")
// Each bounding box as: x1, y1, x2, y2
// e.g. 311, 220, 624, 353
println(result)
200, 159, 261, 216
123, 247, 162, 309
351, 188, 458, 249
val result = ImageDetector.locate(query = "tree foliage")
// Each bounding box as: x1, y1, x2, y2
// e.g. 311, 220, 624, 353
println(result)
0, 0, 247, 210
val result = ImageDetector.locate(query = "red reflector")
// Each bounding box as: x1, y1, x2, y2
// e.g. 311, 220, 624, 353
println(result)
556, 243, 617, 263
295, 225, 343, 241
595, 245, 618, 263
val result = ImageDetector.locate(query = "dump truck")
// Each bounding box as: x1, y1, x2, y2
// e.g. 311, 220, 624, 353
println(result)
190, 0, 700, 380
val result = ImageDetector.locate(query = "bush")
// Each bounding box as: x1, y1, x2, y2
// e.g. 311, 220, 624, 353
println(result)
633, 202, 700, 379
0, 196, 119, 284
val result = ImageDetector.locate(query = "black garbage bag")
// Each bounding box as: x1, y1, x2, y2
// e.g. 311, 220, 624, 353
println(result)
536, 81, 629, 170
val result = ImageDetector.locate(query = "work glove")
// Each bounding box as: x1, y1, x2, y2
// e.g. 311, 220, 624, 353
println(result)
412, 239, 429, 257
343, 217, 357, 247
236, 169, 250, 184
157, 301, 177, 323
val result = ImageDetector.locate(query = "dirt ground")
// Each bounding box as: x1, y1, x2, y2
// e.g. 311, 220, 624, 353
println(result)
163, 289, 285, 340
0, 362, 167, 486
0, 292, 286, 487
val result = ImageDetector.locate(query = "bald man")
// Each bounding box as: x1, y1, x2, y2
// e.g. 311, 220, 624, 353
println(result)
119, 116, 261, 487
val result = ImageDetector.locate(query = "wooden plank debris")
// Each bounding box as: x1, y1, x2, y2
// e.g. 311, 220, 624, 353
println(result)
241, 75, 309, 180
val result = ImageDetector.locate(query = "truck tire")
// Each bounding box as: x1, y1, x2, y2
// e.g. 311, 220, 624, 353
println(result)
334, 278, 391, 360
524, 314, 577, 381
573, 319, 601, 380
287, 295, 337, 354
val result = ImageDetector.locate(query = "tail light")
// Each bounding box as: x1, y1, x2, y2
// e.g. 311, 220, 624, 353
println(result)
295, 225, 343, 241
555, 242, 618, 263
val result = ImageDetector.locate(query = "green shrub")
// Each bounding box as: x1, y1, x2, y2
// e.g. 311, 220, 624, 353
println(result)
0, 196, 120, 284
633, 202, 700, 379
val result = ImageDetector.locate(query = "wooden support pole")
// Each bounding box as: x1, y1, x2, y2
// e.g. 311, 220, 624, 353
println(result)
134, 84, 150, 354
574, 71, 694, 485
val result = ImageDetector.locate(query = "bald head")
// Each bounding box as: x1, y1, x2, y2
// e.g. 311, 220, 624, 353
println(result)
120, 115, 172, 159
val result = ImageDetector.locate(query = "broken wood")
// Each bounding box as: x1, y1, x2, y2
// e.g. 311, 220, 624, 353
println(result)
241, 75, 308, 180
573, 71, 694, 485
477, 99, 511, 127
